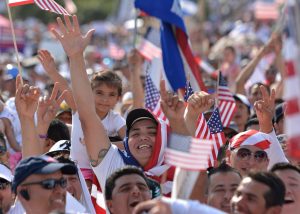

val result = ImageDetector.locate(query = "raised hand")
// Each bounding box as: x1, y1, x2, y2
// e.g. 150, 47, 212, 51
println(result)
128, 49, 143, 71
38, 50, 57, 75
160, 80, 185, 121
37, 82, 66, 125
187, 91, 215, 117
51, 15, 95, 57
15, 75, 41, 119
254, 85, 276, 133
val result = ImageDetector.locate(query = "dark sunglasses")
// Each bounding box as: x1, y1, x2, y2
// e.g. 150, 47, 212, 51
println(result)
0, 181, 10, 190
21, 177, 67, 190
236, 148, 268, 162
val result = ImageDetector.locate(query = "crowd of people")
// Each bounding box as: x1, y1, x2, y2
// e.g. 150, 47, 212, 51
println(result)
0, 0, 300, 213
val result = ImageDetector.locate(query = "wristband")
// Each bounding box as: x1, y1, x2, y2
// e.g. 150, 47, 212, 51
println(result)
38, 134, 48, 139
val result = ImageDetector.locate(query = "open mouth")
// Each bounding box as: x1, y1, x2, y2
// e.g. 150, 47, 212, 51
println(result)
284, 199, 294, 204
130, 201, 139, 207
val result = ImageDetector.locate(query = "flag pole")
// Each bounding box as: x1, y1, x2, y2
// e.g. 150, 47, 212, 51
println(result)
133, 9, 139, 49
215, 70, 220, 108
5, 0, 23, 84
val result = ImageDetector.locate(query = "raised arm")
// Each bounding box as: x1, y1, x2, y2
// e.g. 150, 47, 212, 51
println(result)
15, 75, 42, 158
37, 82, 66, 152
38, 49, 76, 111
128, 49, 144, 109
51, 15, 110, 167
184, 91, 215, 136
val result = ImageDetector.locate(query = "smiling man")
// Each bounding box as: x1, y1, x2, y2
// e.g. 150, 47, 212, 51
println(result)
230, 171, 285, 214
11, 155, 77, 214
105, 166, 152, 214
271, 162, 300, 214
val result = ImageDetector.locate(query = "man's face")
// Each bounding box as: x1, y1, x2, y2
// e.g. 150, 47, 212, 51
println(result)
230, 145, 269, 177
128, 119, 157, 167
274, 169, 300, 214
65, 174, 82, 201
0, 180, 13, 213
231, 177, 271, 214
106, 174, 151, 214
18, 171, 66, 214
233, 101, 249, 131
92, 84, 120, 116
249, 84, 262, 105
207, 172, 241, 213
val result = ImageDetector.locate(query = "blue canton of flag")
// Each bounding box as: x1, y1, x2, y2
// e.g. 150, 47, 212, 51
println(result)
145, 74, 160, 111
184, 82, 194, 102
207, 108, 224, 134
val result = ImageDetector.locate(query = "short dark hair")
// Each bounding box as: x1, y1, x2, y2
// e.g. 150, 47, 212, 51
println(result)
245, 118, 259, 130
247, 171, 285, 208
270, 162, 300, 174
47, 119, 70, 142
91, 70, 122, 96
249, 82, 270, 95
105, 166, 149, 200
208, 162, 241, 179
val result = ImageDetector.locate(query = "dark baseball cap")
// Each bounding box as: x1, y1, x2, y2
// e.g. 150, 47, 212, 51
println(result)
12, 155, 77, 193
126, 108, 157, 132
274, 103, 285, 123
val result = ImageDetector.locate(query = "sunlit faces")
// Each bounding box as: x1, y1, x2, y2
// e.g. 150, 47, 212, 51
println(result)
230, 145, 269, 177
18, 171, 66, 214
231, 177, 271, 214
106, 174, 151, 214
65, 174, 82, 201
128, 119, 157, 167
92, 83, 120, 118
274, 170, 300, 214
249, 84, 263, 105
207, 172, 241, 213
233, 101, 249, 132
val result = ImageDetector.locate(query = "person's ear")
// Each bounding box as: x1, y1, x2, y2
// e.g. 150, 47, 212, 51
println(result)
106, 200, 114, 214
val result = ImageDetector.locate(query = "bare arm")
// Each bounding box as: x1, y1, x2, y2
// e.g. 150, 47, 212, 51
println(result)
128, 49, 144, 109
52, 15, 110, 167
15, 75, 42, 158
2, 118, 21, 152
38, 49, 76, 111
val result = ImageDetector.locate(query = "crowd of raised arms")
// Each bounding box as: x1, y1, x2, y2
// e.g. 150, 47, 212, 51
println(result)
0, 4, 299, 214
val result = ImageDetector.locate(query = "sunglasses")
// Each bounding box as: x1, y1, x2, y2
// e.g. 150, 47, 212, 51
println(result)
21, 177, 67, 190
0, 181, 10, 190
236, 148, 268, 162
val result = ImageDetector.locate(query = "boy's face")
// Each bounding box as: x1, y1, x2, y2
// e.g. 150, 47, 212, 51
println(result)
92, 83, 120, 116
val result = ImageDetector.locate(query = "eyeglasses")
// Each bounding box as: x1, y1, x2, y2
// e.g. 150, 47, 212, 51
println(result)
21, 177, 67, 190
235, 148, 268, 162
0, 181, 10, 190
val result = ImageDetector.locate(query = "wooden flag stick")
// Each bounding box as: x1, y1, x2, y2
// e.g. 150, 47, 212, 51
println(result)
5, 0, 23, 84
133, 9, 139, 49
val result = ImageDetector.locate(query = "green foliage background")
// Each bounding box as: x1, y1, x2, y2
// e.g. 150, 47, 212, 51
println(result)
9, 0, 119, 23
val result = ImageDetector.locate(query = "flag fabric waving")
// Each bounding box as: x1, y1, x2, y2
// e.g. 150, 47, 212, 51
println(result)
145, 73, 168, 123
136, 37, 162, 61
108, 41, 126, 60
217, 71, 237, 127
135, 0, 206, 92
8, 0, 69, 15
284, 0, 300, 160
207, 108, 226, 166
164, 134, 213, 170
184, 81, 194, 102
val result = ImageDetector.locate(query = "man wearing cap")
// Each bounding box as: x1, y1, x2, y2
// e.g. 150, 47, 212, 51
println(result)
53, 15, 188, 201
273, 103, 285, 135
12, 155, 77, 214
228, 86, 288, 176
232, 94, 251, 132
0, 164, 14, 213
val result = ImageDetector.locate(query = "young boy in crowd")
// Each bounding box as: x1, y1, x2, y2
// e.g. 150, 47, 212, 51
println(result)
38, 50, 126, 188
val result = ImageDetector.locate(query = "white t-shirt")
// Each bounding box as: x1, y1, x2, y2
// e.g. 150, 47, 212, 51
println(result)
92, 144, 125, 191
70, 111, 125, 169
0, 105, 22, 153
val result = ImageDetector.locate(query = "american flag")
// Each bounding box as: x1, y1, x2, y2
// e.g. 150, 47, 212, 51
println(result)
217, 71, 237, 127
284, 0, 300, 160
136, 37, 162, 61
108, 42, 126, 60
145, 73, 168, 122
184, 81, 194, 102
164, 134, 213, 170
207, 108, 226, 166
91, 176, 106, 214
254, 1, 279, 20
8, 0, 69, 15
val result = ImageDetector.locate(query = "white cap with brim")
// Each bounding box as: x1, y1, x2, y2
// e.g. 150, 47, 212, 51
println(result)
0, 164, 13, 182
